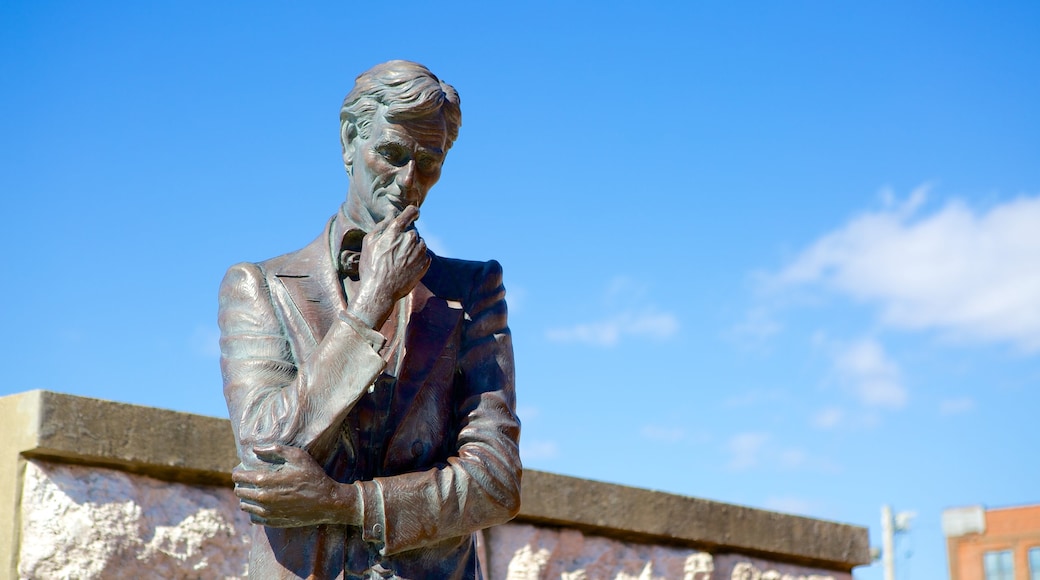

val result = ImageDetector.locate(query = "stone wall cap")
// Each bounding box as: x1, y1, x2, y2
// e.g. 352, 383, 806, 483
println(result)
1, 389, 237, 486
518, 469, 870, 570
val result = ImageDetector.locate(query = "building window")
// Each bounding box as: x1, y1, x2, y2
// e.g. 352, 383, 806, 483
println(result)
984, 550, 1014, 580
1030, 547, 1040, 580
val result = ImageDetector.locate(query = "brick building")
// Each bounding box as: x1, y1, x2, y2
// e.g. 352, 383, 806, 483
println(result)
944, 504, 1040, 580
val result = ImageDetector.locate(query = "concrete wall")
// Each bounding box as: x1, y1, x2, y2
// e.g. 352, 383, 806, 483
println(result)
1, 391, 871, 579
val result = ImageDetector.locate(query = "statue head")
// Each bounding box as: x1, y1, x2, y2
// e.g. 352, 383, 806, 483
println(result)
339, 61, 462, 226
340, 61, 461, 163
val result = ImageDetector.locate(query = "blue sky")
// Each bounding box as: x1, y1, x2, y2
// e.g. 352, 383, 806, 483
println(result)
3, 2, 1038, 578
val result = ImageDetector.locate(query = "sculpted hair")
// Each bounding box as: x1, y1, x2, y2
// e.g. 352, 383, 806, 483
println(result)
340, 60, 462, 152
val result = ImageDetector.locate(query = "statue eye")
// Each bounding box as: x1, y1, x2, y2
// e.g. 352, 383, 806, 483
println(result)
415, 154, 440, 173
377, 144, 408, 166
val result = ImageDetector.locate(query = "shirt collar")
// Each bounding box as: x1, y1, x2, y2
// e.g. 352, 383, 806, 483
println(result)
330, 203, 366, 269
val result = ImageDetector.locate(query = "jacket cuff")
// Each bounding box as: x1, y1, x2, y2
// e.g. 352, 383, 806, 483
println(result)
338, 310, 387, 351
357, 479, 387, 553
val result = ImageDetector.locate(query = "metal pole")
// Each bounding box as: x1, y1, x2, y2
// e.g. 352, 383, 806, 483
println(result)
882, 504, 895, 580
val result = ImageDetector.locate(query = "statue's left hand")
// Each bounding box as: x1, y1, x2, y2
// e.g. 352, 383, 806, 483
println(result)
232, 444, 358, 527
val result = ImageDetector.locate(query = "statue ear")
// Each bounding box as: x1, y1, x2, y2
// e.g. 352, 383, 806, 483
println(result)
341, 121, 358, 172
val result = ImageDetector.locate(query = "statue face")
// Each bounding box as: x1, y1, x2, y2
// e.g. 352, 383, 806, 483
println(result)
345, 113, 447, 225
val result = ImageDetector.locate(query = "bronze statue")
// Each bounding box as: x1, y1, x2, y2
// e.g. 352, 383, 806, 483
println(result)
218, 60, 521, 579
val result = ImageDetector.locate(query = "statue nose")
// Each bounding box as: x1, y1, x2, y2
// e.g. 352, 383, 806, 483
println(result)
396, 162, 421, 203
396, 161, 416, 190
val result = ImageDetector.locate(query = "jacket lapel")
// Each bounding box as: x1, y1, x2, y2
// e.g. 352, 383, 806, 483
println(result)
270, 218, 345, 352
270, 221, 464, 450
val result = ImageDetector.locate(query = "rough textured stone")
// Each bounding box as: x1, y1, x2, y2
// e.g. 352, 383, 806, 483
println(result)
713, 554, 849, 580
486, 522, 715, 580
16, 458, 858, 580
19, 460, 250, 579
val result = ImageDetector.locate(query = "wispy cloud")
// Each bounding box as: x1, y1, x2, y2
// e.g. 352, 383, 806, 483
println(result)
516, 405, 540, 422
546, 277, 679, 347
812, 407, 845, 429
728, 307, 783, 349
805, 334, 906, 430
764, 496, 819, 517
521, 440, 559, 461
829, 336, 908, 409
778, 448, 808, 469
546, 311, 679, 346
416, 221, 449, 256
771, 187, 1040, 352
939, 397, 976, 416
640, 425, 686, 444
725, 432, 838, 473
504, 284, 528, 314
723, 388, 787, 407
726, 432, 770, 471
191, 324, 221, 359
810, 405, 881, 431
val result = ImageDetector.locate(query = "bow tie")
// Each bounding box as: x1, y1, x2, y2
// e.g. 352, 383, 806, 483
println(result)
340, 249, 361, 280
339, 228, 366, 280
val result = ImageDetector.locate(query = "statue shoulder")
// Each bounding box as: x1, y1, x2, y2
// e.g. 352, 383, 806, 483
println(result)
425, 254, 504, 302
219, 261, 266, 300
218, 231, 326, 305
235, 222, 333, 282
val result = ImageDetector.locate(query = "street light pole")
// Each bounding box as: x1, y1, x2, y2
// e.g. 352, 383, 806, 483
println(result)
882, 504, 895, 580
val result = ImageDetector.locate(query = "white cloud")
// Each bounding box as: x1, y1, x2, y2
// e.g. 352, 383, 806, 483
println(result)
830, 337, 908, 409
939, 397, 976, 416
726, 432, 770, 471
773, 188, 1040, 352
546, 310, 679, 347
640, 425, 686, 444
805, 335, 905, 429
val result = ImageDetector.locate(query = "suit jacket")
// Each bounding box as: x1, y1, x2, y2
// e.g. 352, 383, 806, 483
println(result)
218, 214, 522, 579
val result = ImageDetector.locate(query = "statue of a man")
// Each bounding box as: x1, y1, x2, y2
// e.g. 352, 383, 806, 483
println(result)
219, 60, 521, 579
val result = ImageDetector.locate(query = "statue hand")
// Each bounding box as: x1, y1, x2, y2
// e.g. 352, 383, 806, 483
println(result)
232, 444, 358, 527
349, 205, 431, 329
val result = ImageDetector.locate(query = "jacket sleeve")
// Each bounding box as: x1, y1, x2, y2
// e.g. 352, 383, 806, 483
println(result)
355, 259, 522, 555
218, 262, 388, 466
